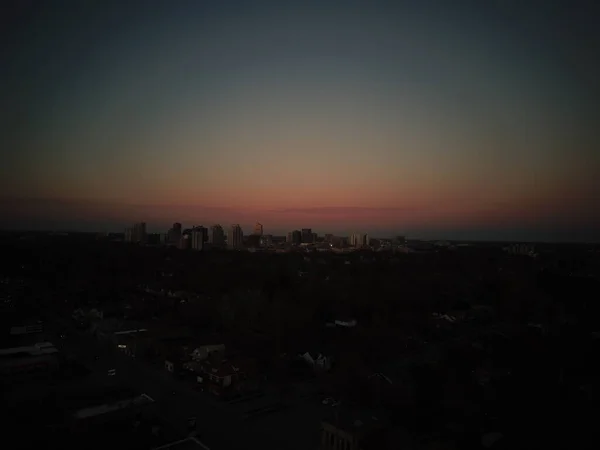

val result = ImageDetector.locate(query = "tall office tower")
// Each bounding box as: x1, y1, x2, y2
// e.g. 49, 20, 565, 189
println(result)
311, 232, 318, 243
350, 233, 369, 248
209, 224, 226, 246
301, 228, 313, 244
179, 234, 190, 250
324, 234, 334, 244
292, 230, 302, 245
194, 225, 208, 243
228, 224, 244, 249
124, 227, 133, 243
287, 232, 293, 243
191, 227, 206, 251
253, 222, 264, 235
131, 222, 147, 243
168, 223, 182, 245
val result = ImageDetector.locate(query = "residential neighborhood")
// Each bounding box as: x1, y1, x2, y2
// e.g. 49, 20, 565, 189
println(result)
2, 231, 599, 449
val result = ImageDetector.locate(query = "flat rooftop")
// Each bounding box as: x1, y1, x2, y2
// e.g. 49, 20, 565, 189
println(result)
73, 394, 154, 419
0, 342, 58, 357
0, 342, 59, 360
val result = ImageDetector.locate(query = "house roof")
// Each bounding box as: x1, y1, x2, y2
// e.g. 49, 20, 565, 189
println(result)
201, 357, 256, 378
153, 437, 210, 450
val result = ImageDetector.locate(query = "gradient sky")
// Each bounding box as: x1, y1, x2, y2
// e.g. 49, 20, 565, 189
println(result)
2, 0, 599, 241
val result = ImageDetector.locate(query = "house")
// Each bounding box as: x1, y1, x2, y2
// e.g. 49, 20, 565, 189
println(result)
301, 351, 333, 372
334, 319, 357, 328
162, 343, 194, 377
190, 344, 226, 362
432, 311, 467, 324
199, 356, 258, 397
182, 360, 205, 383
164, 359, 183, 375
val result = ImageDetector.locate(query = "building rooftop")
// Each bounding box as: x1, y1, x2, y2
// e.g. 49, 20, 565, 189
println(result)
153, 437, 210, 450
0, 341, 58, 357
73, 393, 154, 419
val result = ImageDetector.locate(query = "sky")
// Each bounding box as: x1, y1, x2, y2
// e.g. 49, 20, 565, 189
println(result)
1, 0, 599, 241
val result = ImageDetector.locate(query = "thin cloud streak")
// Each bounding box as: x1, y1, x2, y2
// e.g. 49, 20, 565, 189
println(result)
269, 206, 424, 215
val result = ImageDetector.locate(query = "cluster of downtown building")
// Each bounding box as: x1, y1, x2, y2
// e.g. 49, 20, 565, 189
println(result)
124, 222, 406, 252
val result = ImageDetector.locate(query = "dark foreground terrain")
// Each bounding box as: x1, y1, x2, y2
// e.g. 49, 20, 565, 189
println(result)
2, 231, 599, 449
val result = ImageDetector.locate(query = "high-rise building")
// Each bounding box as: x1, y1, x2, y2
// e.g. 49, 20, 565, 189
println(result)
191, 227, 206, 251
194, 225, 208, 242
168, 223, 182, 245
301, 228, 313, 244
208, 224, 225, 247
125, 222, 147, 243
179, 234, 191, 250
324, 234, 334, 244
288, 230, 301, 245
228, 224, 244, 249
138, 222, 147, 243
349, 234, 357, 247
253, 222, 263, 235
350, 233, 369, 248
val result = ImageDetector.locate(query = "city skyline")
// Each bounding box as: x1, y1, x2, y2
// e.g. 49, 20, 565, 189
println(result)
2, 1, 599, 242
2, 194, 599, 242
